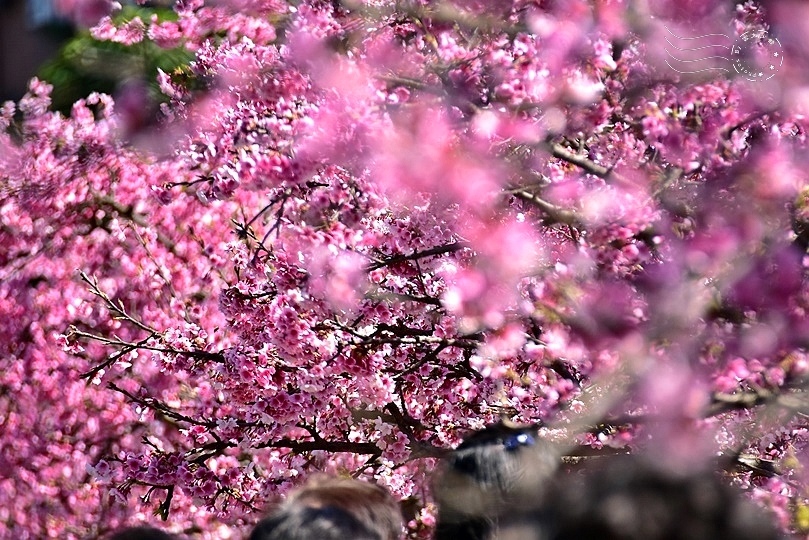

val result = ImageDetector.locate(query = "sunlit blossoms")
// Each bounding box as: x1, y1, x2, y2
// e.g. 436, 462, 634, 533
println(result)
3, 0, 809, 537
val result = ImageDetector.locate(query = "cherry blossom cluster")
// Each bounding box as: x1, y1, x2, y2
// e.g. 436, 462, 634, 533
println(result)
3, 0, 809, 538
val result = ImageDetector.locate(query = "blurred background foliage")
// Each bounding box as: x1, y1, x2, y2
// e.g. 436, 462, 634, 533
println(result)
37, 5, 192, 115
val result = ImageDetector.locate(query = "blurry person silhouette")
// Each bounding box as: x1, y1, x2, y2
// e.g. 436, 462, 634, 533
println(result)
432, 421, 558, 540
108, 526, 176, 540
249, 475, 403, 540
433, 422, 783, 540
539, 454, 784, 540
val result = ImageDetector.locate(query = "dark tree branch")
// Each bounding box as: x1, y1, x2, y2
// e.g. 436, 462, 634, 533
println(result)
73, 327, 224, 380
109, 382, 217, 427
506, 185, 582, 226
366, 241, 470, 271
79, 271, 158, 335
546, 141, 628, 184
704, 389, 775, 417
259, 438, 381, 454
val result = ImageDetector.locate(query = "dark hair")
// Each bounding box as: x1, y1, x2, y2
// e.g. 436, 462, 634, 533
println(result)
108, 526, 176, 540
433, 421, 558, 540
249, 476, 402, 540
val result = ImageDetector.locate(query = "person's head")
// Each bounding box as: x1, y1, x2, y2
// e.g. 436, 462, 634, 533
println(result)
108, 526, 175, 540
249, 475, 402, 540
433, 421, 558, 540
249, 504, 380, 540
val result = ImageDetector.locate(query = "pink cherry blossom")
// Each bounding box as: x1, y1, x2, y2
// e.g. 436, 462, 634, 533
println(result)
3, 0, 809, 538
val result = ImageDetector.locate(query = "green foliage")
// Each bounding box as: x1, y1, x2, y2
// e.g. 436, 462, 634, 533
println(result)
37, 6, 192, 114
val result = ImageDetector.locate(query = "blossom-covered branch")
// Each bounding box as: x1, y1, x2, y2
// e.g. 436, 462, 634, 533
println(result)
3, 0, 809, 538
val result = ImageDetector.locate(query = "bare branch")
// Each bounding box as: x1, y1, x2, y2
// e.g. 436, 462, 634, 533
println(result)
109, 382, 216, 427
72, 327, 224, 380
506, 185, 582, 226
259, 438, 381, 455
79, 271, 159, 335
365, 241, 469, 271
704, 389, 774, 417
546, 141, 628, 184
